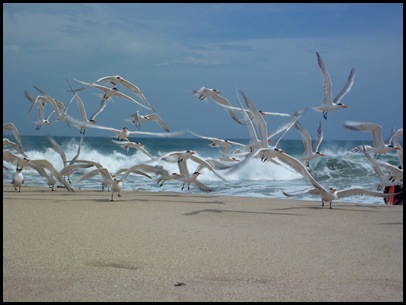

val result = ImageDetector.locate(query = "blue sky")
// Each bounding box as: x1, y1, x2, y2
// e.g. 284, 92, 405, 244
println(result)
3, 3, 403, 141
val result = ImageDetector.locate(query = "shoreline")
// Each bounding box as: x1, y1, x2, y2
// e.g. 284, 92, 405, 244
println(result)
3, 185, 403, 301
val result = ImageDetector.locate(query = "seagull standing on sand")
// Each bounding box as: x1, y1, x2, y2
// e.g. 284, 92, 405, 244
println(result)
11, 166, 24, 192
313, 52, 355, 120
76, 166, 151, 201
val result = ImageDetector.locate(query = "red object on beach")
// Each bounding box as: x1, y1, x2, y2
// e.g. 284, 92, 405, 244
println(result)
384, 185, 395, 205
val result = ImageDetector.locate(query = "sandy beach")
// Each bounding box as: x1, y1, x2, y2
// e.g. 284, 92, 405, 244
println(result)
3, 184, 403, 302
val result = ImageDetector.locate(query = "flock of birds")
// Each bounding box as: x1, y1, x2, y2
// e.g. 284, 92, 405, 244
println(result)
3, 52, 403, 207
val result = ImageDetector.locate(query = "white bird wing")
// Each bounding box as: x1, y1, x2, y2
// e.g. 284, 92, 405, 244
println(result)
76, 167, 112, 183
67, 81, 89, 123
3, 150, 30, 167
59, 163, 94, 177
336, 188, 400, 199
333, 67, 355, 104
190, 154, 226, 181
29, 159, 74, 192
94, 75, 121, 86
235, 92, 260, 150
119, 78, 156, 111
69, 135, 84, 165
210, 92, 244, 125
145, 113, 170, 132
239, 90, 269, 147
3, 122, 23, 149
344, 121, 385, 148
121, 164, 152, 181
115, 140, 153, 159
89, 99, 109, 122
268, 108, 306, 147
363, 148, 385, 177
47, 136, 67, 166
294, 121, 313, 156
191, 178, 213, 192
312, 120, 324, 153
127, 129, 184, 138
376, 161, 403, 179
282, 188, 322, 197
316, 52, 333, 106
276, 153, 324, 191
111, 89, 152, 110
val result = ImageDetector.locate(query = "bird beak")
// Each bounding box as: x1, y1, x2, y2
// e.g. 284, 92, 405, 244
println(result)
320, 153, 325, 156
342, 105, 349, 108
267, 139, 272, 143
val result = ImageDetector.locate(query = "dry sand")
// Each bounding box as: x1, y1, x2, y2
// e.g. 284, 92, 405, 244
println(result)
3, 185, 403, 302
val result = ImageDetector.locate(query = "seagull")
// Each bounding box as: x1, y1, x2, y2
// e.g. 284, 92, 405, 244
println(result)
66, 80, 95, 135
76, 167, 124, 200
121, 163, 184, 187
25, 91, 49, 115
276, 152, 397, 208
362, 146, 402, 190
177, 158, 213, 192
28, 162, 58, 191
192, 86, 244, 125
187, 129, 245, 157
294, 120, 325, 167
127, 111, 170, 132
76, 166, 151, 200
237, 90, 289, 163
11, 166, 24, 192
47, 135, 85, 183
4, 151, 75, 192
73, 77, 152, 111
111, 139, 154, 159
344, 121, 401, 156
313, 52, 355, 120
154, 150, 226, 181
33, 104, 55, 130
234, 90, 271, 153
32, 85, 69, 121
93, 75, 156, 111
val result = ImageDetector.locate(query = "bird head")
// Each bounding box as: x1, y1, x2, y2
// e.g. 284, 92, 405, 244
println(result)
337, 103, 349, 108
